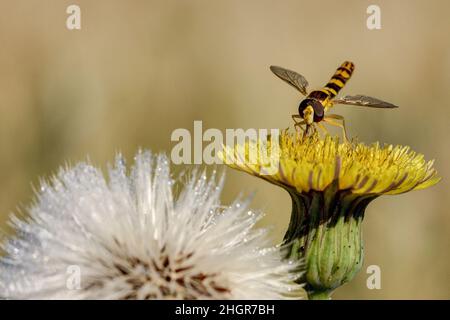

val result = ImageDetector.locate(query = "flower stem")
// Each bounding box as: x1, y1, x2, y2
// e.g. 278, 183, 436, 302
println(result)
307, 289, 332, 300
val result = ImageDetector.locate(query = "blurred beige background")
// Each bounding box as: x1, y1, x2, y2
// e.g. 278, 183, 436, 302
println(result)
0, 0, 449, 299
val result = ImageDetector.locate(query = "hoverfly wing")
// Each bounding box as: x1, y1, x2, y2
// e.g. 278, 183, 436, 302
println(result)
333, 95, 399, 108
270, 65, 309, 96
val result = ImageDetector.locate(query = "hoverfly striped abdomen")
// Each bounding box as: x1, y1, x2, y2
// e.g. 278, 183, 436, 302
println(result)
324, 61, 355, 98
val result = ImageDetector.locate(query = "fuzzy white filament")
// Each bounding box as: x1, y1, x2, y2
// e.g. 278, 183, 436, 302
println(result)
0, 151, 303, 299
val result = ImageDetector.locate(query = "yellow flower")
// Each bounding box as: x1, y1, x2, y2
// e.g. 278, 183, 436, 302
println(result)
222, 131, 439, 196
220, 131, 440, 299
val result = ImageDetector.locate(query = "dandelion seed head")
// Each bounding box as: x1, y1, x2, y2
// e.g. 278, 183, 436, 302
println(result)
0, 151, 304, 300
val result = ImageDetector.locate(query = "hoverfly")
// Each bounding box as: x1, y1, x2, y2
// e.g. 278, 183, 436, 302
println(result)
270, 61, 398, 141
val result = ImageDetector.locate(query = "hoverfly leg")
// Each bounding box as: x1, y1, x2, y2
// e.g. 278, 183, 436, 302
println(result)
324, 114, 348, 142
303, 124, 312, 140
294, 122, 305, 130
292, 114, 306, 133
294, 123, 306, 140
317, 122, 330, 138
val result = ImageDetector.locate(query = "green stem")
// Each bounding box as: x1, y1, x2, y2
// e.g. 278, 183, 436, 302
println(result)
307, 289, 332, 300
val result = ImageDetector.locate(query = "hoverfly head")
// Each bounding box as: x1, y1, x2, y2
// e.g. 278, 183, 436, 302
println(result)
299, 99, 324, 124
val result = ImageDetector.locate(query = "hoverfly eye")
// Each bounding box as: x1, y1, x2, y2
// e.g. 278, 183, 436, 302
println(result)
312, 101, 324, 122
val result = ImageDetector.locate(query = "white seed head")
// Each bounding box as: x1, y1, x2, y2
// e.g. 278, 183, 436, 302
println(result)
0, 151, 303, 299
